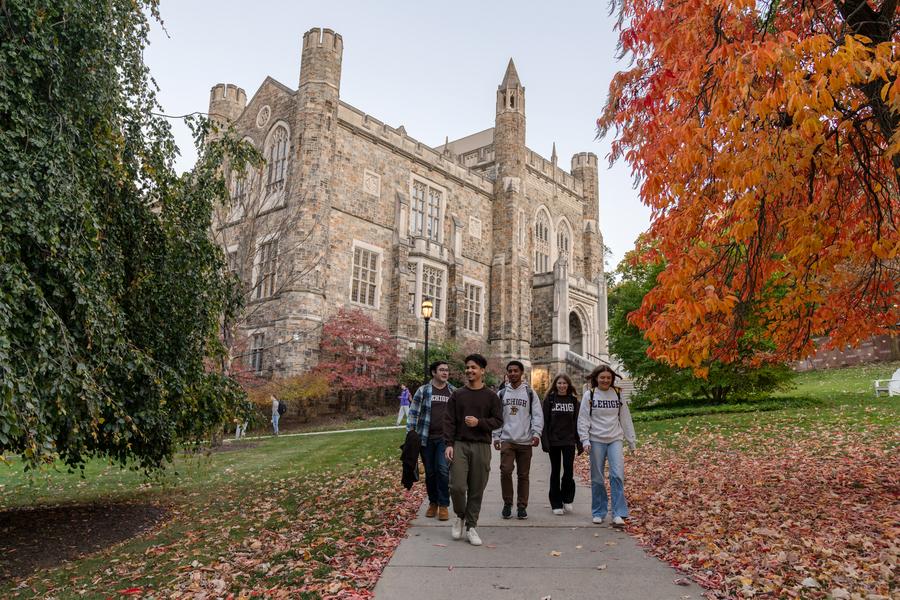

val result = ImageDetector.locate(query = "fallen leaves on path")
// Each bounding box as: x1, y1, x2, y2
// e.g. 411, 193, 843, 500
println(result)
578, 424, 899, 598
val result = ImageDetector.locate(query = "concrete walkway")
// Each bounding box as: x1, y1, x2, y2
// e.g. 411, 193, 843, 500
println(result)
374, 447, 703, 600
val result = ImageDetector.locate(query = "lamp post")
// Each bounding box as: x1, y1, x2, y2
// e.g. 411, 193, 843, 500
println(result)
421, 298, 434, 387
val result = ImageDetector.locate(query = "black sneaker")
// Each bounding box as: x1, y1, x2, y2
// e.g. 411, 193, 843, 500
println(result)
517, 507, 528, 520
501, 504, 512, 519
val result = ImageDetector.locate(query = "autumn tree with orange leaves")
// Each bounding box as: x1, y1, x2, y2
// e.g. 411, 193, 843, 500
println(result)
600, 0, 899, 375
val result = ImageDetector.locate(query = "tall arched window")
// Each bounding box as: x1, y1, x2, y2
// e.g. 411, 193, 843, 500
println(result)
557, 221, 571, 258
534, 211, 551, 273
265, 125, 289, 195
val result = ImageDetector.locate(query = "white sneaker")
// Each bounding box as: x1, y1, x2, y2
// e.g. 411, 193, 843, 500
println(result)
563, 503, 574, 513
592, 515, 604, 524
611, 516, 626, 528
451, 517, 464, 540
552, 508, 565, 516
466, 527, 482, 546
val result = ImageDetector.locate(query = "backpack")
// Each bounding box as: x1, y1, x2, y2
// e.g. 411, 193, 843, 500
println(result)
589, 386, 622, 416
277, 399, 287, 416
498, 383, 539, 417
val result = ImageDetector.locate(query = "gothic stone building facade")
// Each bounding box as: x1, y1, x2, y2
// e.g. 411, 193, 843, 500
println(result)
212, 27, 610, 388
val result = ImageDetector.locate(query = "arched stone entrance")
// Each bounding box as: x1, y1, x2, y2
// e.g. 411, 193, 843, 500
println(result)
569, 312, 583, 356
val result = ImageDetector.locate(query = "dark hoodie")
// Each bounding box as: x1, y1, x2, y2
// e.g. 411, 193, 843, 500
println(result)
541, 391, 580, 450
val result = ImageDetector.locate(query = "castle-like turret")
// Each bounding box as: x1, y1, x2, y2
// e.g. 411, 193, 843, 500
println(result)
571, 151, 608, 358
207, 83, 246, 139
490, 59, 531, 365
288, 27, 344, 367
571, 152, 602, 279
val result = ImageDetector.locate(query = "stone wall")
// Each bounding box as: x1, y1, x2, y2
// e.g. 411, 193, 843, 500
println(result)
795, 335, 899, 371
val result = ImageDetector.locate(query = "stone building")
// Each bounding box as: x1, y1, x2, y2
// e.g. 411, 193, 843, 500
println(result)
211, 27, 610, 388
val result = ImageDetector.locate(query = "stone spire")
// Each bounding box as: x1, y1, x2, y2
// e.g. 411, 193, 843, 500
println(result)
551, 142, 558, 165
500, 58, 521, 89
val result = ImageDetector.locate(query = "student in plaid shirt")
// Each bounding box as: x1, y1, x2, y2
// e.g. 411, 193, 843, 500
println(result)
407, 361, 455, 521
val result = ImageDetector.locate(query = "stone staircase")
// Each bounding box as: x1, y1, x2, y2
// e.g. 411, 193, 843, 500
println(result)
565, 351, 635, 401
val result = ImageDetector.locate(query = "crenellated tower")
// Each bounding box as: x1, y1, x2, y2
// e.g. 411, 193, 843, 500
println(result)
207, 83, 247, 140
288, 27, 343, 369
490, 59, 532, 366
571, 151, 609, 359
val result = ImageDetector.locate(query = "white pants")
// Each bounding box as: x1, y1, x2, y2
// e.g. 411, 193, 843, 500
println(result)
396, 405, 410, 425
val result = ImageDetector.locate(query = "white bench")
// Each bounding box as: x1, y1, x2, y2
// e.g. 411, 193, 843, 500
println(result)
874, 368, 900, 396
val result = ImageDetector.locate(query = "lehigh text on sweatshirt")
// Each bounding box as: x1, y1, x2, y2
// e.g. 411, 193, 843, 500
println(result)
577, 388, 636, 448
492, 383, 544, 444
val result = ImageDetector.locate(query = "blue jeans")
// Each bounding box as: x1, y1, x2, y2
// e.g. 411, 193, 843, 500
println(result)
421, 438, 450, 506
272, 412, 280, 435
589, 441, 628, 519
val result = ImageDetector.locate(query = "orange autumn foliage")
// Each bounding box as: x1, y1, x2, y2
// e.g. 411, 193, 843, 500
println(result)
600, 0, 900, 374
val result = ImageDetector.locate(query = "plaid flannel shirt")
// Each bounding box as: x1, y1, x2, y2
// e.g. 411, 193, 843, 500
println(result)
406, 381, 455, 447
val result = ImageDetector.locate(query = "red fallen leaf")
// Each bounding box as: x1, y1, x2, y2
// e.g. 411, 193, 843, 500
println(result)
432, 543, 447, 547
117, 588, 143, 596
448, 565, 454, 571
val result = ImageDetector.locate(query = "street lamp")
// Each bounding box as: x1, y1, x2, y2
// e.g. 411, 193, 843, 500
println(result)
421, 298, 434, 387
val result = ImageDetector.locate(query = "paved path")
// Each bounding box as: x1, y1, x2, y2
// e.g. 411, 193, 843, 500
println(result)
227, 424, 403, 442
374, 446, 703, 600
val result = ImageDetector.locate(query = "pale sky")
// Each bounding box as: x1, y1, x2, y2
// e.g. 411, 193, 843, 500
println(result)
145, 0, 651, 267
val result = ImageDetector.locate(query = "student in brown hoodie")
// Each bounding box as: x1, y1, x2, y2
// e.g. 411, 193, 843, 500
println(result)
443, 353, 503, 546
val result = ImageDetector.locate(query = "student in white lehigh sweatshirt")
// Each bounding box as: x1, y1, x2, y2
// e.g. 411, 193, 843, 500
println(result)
492, 360, 544, 520
577, 365, 636, 528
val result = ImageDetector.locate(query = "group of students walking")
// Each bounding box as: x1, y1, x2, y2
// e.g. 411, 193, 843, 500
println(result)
406, 354, 636, 546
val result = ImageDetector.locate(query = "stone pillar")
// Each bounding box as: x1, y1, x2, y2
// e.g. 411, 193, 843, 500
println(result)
595, 274, 610, 361
551, 255, 570, 363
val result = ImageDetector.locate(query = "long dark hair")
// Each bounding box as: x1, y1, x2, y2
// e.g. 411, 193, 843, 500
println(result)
548, 373, 576, 399
588, 365, 617, 389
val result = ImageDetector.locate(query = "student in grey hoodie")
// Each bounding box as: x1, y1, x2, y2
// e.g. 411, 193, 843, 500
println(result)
492, 360, 544, 520
577, 365, 636, 528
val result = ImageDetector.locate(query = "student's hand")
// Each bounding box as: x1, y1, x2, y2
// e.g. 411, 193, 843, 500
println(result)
531, 436, 540, 447
582, 442, 591, 454
445, 446, 454, 462
464, 416, 478, 427
493, 440, 501, 451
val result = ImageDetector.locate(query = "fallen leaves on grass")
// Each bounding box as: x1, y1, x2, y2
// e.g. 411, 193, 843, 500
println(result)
8, 460, 426, 599
577, 424, 899, 598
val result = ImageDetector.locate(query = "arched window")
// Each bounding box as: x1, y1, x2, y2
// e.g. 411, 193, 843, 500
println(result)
557, 220, 571, 258
265, 125, 289, 195
534, 211, 551, 273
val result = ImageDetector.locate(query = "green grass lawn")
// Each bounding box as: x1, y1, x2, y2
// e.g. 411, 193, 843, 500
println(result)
0, 361, 896, 597
631, 361, 899, 444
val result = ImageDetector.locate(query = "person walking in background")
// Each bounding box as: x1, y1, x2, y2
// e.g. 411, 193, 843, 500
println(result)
407, 361, 455, 521
541, 373, 581, 515
578, 365, 636, 528
493, 360, 543, 520
444, 354, 503, 546
396, 384, 411, 426
271, 395, 281, 436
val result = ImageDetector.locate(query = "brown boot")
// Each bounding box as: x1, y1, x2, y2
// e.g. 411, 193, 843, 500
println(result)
438, 506, 450, 521
425, 503, 437, 518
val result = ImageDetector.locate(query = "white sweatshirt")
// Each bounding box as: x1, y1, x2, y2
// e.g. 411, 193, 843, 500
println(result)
577, 387, 636, 449
492, 383, 544, 445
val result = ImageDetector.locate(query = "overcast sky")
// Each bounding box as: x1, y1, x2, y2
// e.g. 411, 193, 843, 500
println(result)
145, 0, 651, 267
